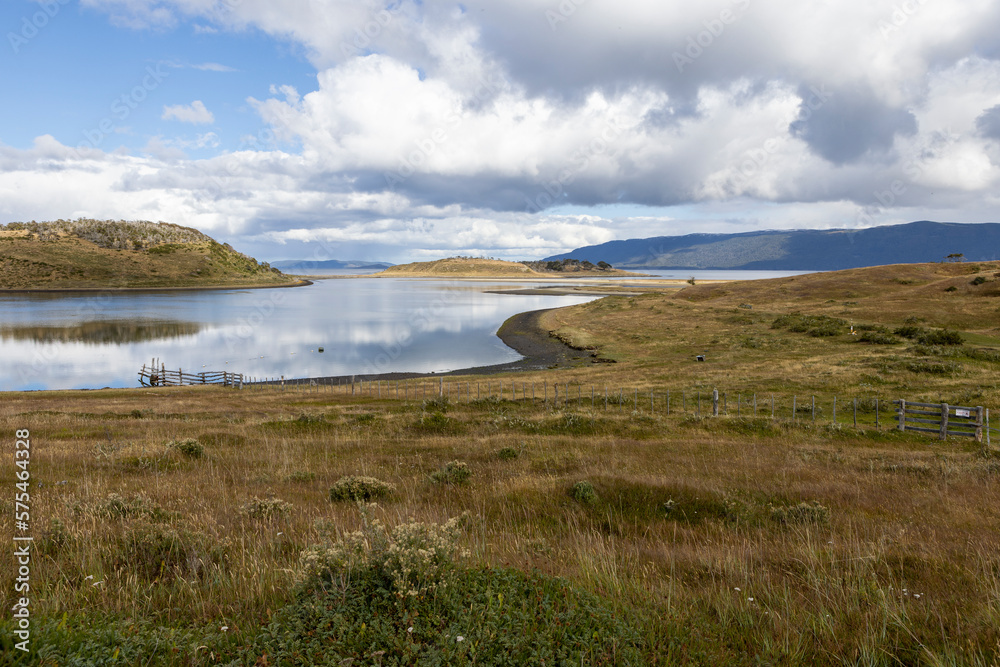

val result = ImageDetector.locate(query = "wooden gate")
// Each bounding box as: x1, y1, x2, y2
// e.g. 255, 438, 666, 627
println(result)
895, 400, 983, 442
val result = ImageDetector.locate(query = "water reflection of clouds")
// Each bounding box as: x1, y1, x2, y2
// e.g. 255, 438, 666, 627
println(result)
0, 280, 597, 390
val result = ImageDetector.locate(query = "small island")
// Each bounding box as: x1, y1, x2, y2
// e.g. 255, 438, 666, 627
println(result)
373, 256, 646, 278
0, 219, 301, 290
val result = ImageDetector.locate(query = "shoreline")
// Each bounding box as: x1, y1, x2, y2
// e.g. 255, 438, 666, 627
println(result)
243, 307, 597, 388
0, 279, 313, 294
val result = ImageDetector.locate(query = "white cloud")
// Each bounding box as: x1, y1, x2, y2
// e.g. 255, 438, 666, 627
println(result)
37, 1, 1000, 259
193, 62, 236, 72
161, 100, 215, 124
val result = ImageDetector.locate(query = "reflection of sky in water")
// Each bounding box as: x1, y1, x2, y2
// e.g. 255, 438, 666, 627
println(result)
0, 278, 597, 390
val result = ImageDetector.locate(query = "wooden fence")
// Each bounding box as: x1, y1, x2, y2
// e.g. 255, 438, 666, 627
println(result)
895, 400, 985, 442
138, 360, 243, 388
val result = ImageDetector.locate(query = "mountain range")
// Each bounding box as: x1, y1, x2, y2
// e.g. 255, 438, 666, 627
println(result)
544, 221, 1000, 270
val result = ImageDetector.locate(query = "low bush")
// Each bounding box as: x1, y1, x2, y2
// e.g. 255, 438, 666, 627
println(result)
858, 330, 898, 344
240, 496, 293, 520
496, 446, 519, 461
329, 476, 396, 502
167, 438, 204, 458
251, 511, 643, 664
430, 460, 471, 485
570, 481, 597, 505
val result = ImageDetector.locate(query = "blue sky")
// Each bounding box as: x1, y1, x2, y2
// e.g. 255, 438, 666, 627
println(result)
2, 0, 1000, 263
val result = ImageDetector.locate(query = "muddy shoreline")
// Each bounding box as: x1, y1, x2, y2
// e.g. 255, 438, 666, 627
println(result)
257, 307, 594, 387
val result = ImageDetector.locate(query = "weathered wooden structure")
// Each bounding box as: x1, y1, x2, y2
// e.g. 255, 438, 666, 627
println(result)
138, 358, 242, 388
895, 399, 984, 442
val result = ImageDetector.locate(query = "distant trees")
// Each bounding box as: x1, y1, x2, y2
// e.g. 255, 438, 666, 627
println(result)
945, 253, 965, 262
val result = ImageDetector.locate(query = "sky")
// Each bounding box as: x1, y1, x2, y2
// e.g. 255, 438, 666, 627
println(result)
2, 0, 1000, 264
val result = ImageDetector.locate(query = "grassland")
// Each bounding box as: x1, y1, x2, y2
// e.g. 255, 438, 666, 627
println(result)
1, 261, 999, 665
0, 220, 297, 290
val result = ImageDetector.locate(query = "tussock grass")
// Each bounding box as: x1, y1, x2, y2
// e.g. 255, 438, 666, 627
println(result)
0, 383, 997, 664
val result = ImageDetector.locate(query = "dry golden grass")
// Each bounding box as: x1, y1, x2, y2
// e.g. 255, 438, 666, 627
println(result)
1, 380, 998, 663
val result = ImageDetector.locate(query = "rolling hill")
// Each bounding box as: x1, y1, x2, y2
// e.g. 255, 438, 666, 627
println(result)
0, 219, 298, 289
545, 220, 1000, 270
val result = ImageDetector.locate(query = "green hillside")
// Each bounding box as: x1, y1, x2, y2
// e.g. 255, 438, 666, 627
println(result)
0, 219, 297, 289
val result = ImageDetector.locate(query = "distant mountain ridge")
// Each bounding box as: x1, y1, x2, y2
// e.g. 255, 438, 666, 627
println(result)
545, 221, 1000, 270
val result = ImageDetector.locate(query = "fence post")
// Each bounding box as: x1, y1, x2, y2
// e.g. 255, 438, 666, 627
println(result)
811, 396, 815, 421
753, 393, 757, 416
833, 396, 836, 424
898, 399, 905, 431
771, 394, 774, 419
976, 406, 984, 443
554, 384, 558, 408
712, 389, 719, 417
940, 403, 949, 440
666, 390, 670, 415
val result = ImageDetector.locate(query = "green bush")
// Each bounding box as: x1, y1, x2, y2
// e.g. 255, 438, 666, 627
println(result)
945, 285, 958, 292
570, 481, 598, 505
971, 275, 988, 285
252, 511, 643, 664
430, 460, 471, 485
497, 446, 519, 461
167, 438, 204, 458
858, 330, 898, 345
919, 329, 964, 346
328, 475, 396, 502
893, 325, 924, 339
422, 396, 451, 413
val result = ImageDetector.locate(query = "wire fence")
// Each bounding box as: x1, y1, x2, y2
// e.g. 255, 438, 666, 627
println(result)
238, 375, 996, 444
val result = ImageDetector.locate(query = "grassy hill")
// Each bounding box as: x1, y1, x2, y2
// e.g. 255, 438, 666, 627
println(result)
0, 219, 297, 289
376, 256, 642, 277
546, 220, 1000, 269
535, 260, 1000, 404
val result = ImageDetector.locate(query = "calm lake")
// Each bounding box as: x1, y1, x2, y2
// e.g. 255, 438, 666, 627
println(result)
0, 270, 805, 391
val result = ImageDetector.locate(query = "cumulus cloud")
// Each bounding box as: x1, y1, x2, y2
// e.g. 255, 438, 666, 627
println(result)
161, 100, 215, 124
27, 1, 1000, 260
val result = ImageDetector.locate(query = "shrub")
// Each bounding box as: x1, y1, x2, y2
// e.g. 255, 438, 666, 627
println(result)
570, 481, 597, 505
84, 492, 171, 522
919, 329, 964, 346
422, 396, 450, 413
256, 508, 642, 665
497, 446, 519, 461
770, 501, 831, 526
971, 275, 988, 285
429, 460, 471, 485
858, 331, 898, 345
329, 476, 396, 502
167, 438, 204, 458
893, 325, 924, 339
945, 285, 958, 292
240, 496, 293, 520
